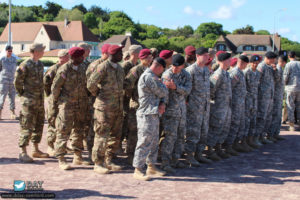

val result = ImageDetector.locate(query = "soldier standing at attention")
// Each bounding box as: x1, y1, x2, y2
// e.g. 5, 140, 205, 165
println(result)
207, 51, 232, 161
87, 45, 124, 174
43, 49, 69, 156
0, 45, 18, 120
283, 51, 300, 131
132, 57, 168, 181
160, 54, 192, 173
256, 51, 278, 144
185, 47, 212, 166
14, 43, 49, 163
51, 47, 89, 170
184, 45, 196, 68
269, 55, 287, 140
123, 49, 153, 164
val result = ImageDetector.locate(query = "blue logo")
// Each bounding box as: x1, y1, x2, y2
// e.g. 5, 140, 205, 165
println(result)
13, 180, 26, 192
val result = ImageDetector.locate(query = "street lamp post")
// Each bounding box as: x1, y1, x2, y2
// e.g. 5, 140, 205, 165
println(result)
273, 8, 286, 52
8, 0, 12, 46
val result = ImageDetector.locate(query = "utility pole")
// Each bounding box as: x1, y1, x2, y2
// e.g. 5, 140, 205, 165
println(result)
8, 0, 12, 46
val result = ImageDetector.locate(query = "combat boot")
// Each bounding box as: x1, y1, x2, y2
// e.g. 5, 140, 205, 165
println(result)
247, 136, 260, 149
215, 144, 231, 159
195, 152, 213, 164
58, 156, 71, 170
133, 168, 150, 181
127, 154, 134, 165
260, 136, 273, 144
274, 135, 285, 140
32, 143, 49, 158
104, 156, 122, 171
72, 151, 90, 165
94, 160, 110, 174
19, 147, 34, 163
10, 110, 18, 120
267, 135, 277, 143
47, 142, 55, 157
83, 138, 88, 151
241, 138, 253, 152
289, 122, 295, 131
225, 145, 239, 156
86, 150, 94, 165
207, 146, 221, 161
146, 164, 166, 177
254, 136, 263, 147
186, 152, 201, 167
161, 160, 176, 174
233, 140, 247, 152
0, 109, 2, 120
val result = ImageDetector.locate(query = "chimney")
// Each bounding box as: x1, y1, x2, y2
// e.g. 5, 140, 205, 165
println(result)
64, 17, 68, 27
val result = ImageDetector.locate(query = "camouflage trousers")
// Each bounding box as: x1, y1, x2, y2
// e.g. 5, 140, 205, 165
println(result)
207, 103, 231, 147
133, 114, 159, 169
86, 97, 95, 152
122, 96, 130, 142
256, 96, 273, 137
160, 115, 185, 164
185, 102, 209, 154
269, 94, 283, 136
0, 83, 16, 110
286, 91, 300, 124
55, 106, 86, 157
92, 108, 123, 163
226, 100, 245, 144
46, 96, 57, 146
244, 96, 258, 136
18, 97, 44, 147
126, 107, 138, 156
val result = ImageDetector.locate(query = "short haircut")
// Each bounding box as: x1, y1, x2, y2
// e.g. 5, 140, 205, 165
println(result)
279, 55, 288, 63
288, 51, 296, 58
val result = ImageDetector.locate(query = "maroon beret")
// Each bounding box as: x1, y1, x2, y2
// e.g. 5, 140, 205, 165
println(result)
139, 49, 151, 59
68, 47, 85, 58
184, 46, 196, 56
230, 58, 238, 66
101, 44, 111, 54
216, 51, 226, 57
108, 45, 123, 55
159, 50, 173, 59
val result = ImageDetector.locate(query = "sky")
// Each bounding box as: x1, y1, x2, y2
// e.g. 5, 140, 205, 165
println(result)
2, 0, 300, 42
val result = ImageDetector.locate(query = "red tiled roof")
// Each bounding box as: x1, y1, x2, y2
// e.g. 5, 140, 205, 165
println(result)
18, 49, 63, 57
99, 35, 144, 51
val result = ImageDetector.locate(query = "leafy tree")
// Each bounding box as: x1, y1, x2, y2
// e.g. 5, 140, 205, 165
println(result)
174, 25, 194, 37
256, 30, 270, 35
84, 12, 98, 29
55, 8, 84, 21
45, 1, 62, 18
0, 8, 8, 27
72, 4, 87, 14
281, 37, 300, 57
195, 22, 224, 38
89, 5, 110, 22
141, 35, 170, 52
233, 25, 254, 34
43, 13, 54, 21
29, 5, 45, 19
145, 25, 161, 39
12, 7, 36, 22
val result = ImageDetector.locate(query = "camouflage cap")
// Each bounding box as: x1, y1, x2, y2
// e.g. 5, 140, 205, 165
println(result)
30, 43, 45, 52
57, 49, 69, 57
150, 48, 158, 54
128, 45, 142, 54
123, 51, 130, 59
77, 42, 92, 50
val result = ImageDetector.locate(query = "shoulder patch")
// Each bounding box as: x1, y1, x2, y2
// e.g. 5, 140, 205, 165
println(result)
61, 73, 66, 80
212, 74, 219, 81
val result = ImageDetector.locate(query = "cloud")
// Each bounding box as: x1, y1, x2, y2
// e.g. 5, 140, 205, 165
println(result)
209, 0, 246, 19
183, 6, 203, 16
278, 28, 291, 35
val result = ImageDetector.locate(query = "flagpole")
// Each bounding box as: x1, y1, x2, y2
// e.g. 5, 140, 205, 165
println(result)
8, 0, 12, 46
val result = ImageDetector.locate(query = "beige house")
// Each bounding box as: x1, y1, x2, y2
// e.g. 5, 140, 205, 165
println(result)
0, 20, 100, 58
214, 34, 281, 55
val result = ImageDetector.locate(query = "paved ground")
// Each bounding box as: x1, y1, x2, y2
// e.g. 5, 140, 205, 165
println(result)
1, 99, 300, 200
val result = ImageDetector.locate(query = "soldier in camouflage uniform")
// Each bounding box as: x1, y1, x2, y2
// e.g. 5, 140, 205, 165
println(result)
132, 57, 168, 181
244, 55, 262, 148
269, 55, 287, 141
225, 55, 250, 155
283, 51, 300, 131
43, 49, 69, 156
256, 51, 279, 144
51, 47, 89, 170
14, 43, 49, 163
0, 46, 18, 120
123, 49, 152, 164
184, 45, 196, 68
87, 45, 124, 174
121, 45, 142, 155
185, 47, 212, 166
160, 54, 192, 173
207, 51, 232, 161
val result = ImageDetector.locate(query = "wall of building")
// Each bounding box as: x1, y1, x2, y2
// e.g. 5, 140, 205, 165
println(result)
34, 26, 51, 51
0, 42, 31, 55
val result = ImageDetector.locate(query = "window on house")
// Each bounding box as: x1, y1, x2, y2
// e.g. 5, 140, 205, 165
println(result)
21, 44, 25, 51
255, 46, 266, 51
60, 44, 66, 49
217, 44, 226, 51
243, 45, 253, 51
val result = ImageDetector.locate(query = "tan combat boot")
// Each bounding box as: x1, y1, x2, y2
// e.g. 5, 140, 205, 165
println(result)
47, 142, 55, 157
195, 151, 213, 164
86, 150, 94, 165
133, 168, 150, 181
207, 146, 222, 161
82, 138, 88, 151
247, 136, 260, 149
94, 160, 110, 174
10, 110, 18, 120
72, 151, 90, 165
274, 135, 285, 140
215, 144, 231, 159
104, 156, 122, 171
225, 145, 239, 156
19, 146, 34, 163
32, 143, 49, 158
186, 152, 201, 167
289, 122, 295, 131
58, 156, 71, 170
146, 164, 166, 177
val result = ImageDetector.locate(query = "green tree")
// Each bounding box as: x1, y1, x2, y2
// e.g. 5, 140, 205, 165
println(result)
174, 25, 194, 37
233, 25, 254, 34
145, 25, 161, 39
84, 12, 98, 28
72, 4, 87, 14
89, 5, 110, 22
45, 1, 62, 18
281, 37, 300, 57
195, 22, 224, 38
55, 8, 84, 21
256, 30, 270, 35
141, 35, 170, 51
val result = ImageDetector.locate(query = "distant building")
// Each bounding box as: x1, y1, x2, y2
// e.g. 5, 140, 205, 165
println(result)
214, 34, 281, 55
0, 20, 100, 58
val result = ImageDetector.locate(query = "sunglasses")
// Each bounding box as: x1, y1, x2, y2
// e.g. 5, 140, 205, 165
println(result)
7, 50, 12, 52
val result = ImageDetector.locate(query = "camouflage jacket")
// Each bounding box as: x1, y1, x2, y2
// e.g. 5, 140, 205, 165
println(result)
257, 61, 279, 98
87, 59, 124, 110
243, 66, 260, 100
0, 56, 17, 84
122, 60, 135, 76
43, 63, 61, 97
162, 68, 192, 117
283, 60, 300, 92
230, 66, 246, 103
14, 58, 44, 99
51, 61, 88, 109
186, 63, 210, 109
274, 65, 284, 101
123, 63, 147, 109
210, 67, 232, 107
86, 58, 104, 80
137, 68, 168, 116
